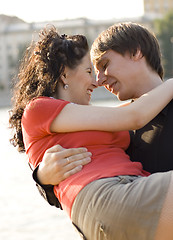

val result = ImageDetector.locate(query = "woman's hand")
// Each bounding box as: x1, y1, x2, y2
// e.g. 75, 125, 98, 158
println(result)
36, 144, 92, 185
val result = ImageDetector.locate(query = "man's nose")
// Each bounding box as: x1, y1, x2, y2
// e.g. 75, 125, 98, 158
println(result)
96, 72, 107, 86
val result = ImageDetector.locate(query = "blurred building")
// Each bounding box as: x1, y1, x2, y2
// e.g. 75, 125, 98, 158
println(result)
0, 17, 114, 91
1, 0, 173, 95
144, 0, 173, 18
0, 14, 148, 95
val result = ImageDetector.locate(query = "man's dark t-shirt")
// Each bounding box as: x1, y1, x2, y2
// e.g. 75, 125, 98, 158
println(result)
127, 100, 173, 173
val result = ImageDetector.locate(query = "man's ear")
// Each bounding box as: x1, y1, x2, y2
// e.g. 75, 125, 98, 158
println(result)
132, 49, 143, 61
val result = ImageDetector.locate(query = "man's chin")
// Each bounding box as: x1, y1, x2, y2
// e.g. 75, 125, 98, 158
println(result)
114, 91, 121, 100
116, 93, 129, 101
106, 87, 129, 101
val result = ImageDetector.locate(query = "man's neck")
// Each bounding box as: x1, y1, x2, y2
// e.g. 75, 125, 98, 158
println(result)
133, 74, 163, 99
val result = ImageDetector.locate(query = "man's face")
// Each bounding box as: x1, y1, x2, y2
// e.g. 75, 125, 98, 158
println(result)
94, 50, 140, 101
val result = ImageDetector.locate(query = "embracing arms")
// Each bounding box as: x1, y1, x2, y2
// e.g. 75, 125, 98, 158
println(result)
33, 79, 173, 207
32, 145, 92, 209
50, 79, 173, 133
36, 145, 91, 185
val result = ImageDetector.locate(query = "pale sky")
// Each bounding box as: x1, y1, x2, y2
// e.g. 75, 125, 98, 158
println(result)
0, 0, 144, 23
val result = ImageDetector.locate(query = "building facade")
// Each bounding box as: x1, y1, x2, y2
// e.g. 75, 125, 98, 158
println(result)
0, 16, 148, 92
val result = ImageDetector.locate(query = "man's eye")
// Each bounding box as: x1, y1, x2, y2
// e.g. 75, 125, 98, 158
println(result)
102, 62, 108, 70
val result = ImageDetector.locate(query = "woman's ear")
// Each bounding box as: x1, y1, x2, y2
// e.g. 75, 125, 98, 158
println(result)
60, 67, 68, 85
61, 73, 66, 81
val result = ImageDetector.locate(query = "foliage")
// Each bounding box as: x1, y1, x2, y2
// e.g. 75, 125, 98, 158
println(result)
0, 82, 4, 90
154, 11, 173, 78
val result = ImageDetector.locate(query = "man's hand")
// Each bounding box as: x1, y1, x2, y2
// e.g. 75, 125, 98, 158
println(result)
37, 145, 92, 185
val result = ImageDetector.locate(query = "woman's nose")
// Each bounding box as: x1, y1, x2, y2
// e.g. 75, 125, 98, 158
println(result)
92, 75, 98, 88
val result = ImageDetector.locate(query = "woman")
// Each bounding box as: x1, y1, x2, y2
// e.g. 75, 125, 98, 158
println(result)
9, 25, 173, 240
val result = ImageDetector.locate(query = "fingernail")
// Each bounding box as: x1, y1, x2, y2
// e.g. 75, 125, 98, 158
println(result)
88, 152, 92, 156
82, 148, 88, 152
78, 165, 83, 170
86, 157, 91, 162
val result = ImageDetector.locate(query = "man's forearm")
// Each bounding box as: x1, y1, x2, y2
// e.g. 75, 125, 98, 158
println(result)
32, 165, 62, 209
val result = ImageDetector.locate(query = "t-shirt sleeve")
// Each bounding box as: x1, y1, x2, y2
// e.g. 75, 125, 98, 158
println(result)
22, 97, 70, 138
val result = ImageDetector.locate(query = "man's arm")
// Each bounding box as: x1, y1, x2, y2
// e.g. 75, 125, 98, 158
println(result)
32, 165, 62, 208
32, 144, 92, 208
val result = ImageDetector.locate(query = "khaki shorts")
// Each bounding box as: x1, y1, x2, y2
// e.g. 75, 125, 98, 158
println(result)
71, 172, 172, 240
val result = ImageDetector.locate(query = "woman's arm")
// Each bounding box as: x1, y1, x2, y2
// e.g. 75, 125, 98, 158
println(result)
50, 79, 173, 133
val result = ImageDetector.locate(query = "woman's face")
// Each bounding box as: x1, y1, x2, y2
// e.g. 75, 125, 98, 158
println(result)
65, 53, 97, 105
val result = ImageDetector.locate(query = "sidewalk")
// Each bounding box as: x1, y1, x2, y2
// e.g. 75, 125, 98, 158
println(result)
0, 108, 81, 240
0, 91, 118, 239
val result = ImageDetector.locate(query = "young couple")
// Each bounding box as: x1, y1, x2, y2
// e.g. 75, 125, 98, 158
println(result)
9, 23, 173, 240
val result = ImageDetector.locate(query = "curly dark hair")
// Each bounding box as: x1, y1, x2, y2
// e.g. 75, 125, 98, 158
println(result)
9, 25, 89, 152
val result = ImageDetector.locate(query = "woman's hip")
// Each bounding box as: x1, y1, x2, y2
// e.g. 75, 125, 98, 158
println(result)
71, 172, 172, 240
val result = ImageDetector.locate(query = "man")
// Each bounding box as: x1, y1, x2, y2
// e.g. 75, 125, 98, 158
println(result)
32, 22, 173, 209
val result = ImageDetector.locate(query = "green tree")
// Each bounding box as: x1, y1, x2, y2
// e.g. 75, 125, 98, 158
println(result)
154, 11, 173, 78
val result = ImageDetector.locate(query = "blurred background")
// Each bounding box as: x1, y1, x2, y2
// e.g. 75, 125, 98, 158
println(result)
1, 0, 173, 239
